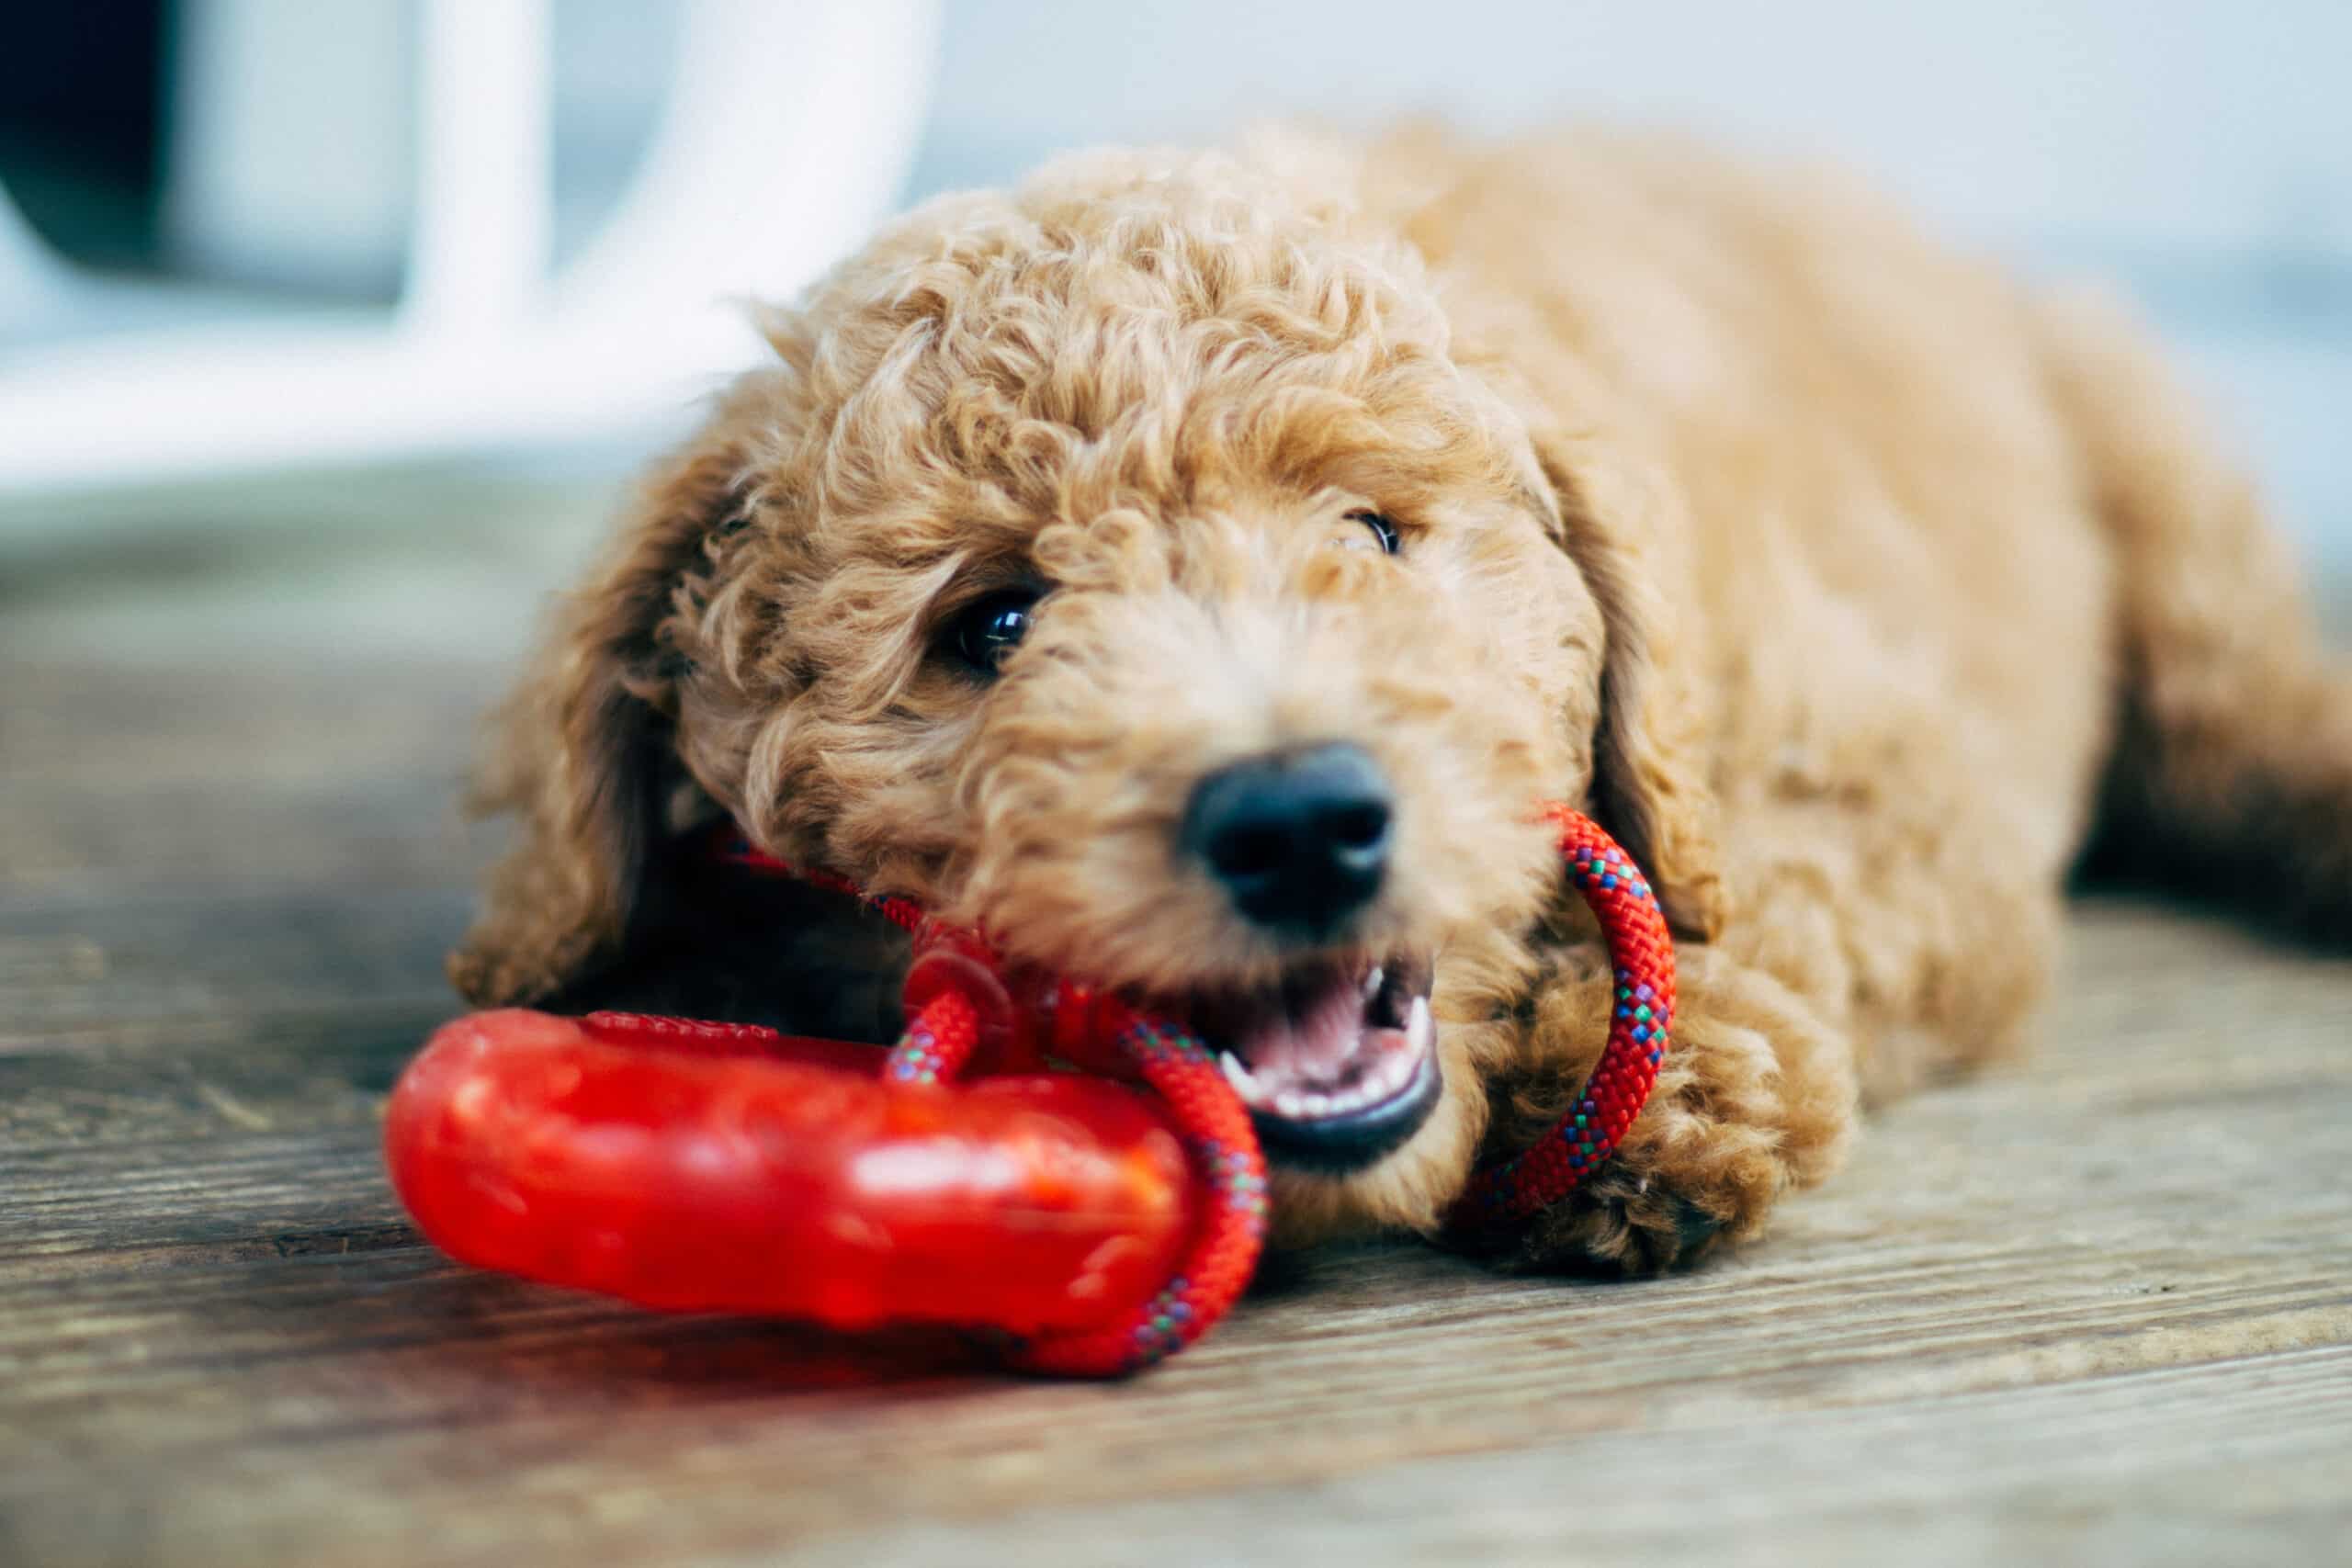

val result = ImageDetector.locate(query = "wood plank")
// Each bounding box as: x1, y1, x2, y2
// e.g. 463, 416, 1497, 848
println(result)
784, 1350, 2352, 1568
0, 660, 493, 899
0, 889, 468, 1054
3, 577, 2348, 1567
2, 893, 2346, 1567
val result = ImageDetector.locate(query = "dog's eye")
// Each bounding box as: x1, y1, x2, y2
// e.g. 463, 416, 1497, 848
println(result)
943, 589, 1040, 676
1348, 511, 1402, 555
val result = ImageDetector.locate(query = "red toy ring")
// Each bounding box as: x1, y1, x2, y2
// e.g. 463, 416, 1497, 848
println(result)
386, 806, 1674, 1375
385, 1010, 1202, 1334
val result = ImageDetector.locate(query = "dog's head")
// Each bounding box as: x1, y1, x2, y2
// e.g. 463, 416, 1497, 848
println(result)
453, 148, 1723, 1234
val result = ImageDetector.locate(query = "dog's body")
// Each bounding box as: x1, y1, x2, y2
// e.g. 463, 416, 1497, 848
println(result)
453, 127, 2352, 1271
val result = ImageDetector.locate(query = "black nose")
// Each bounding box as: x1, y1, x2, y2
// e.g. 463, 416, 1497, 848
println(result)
1182, 743, 1394, 936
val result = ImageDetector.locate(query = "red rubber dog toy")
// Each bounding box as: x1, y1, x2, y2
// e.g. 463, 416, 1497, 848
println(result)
385, 806, 1673, 1375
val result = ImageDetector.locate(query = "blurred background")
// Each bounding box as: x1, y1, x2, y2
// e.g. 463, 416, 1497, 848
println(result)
2, 0, 2346, 680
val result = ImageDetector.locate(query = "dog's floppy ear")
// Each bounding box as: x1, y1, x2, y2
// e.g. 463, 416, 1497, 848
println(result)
1532, 434, 1730, 942
447, 412, 755, 1007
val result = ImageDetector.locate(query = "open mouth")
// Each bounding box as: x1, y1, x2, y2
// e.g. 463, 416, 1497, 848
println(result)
1187, 953, 1441, 1171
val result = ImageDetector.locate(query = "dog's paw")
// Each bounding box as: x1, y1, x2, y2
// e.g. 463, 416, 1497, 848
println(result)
1494, 1158, 1733, 1276
1479, 949, 1861, 1277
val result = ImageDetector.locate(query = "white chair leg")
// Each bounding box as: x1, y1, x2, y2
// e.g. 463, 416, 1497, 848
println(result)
404, 0, 555, 333
0, 182, 66, 328
0, 0, 940, 500
554, 0, 943, 320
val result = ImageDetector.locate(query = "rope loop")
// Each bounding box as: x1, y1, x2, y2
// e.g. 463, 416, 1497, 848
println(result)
724, 802, 1676, 1372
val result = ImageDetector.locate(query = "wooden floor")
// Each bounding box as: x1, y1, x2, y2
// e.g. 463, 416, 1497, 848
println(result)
4, 474, 2349, 1567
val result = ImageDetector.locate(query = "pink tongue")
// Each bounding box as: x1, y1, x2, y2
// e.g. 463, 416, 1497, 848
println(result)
1237, 974, 1364, 1088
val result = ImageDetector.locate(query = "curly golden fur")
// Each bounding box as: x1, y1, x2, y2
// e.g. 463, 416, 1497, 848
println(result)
450, 125, 2352, 1272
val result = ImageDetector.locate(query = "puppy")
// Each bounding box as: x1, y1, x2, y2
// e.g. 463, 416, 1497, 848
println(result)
450, 126, 2352, 1272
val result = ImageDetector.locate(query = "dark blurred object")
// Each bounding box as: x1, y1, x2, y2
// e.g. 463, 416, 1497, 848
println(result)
0, 1, 169, 271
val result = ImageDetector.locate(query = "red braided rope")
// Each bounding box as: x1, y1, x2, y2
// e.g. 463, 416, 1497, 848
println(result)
1004, 1004, 1268, 1375
1445, 804, 1677, 1235
686, 801, 1670, 1371
716, 836, 1267, 1373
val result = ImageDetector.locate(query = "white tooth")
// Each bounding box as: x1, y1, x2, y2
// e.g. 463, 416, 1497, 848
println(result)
1219, 1051, 1260, 1100
1407, 996, 1433, 1051
1362, 964, 1385, 999
1274, 1090, 1307, 1118
1333, 1087, 1367, 1113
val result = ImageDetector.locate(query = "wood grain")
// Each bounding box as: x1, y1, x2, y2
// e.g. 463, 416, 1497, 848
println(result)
4, 591, 2349, 1567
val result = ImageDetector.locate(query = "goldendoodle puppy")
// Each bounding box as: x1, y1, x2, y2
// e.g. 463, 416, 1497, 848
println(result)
449, 126, 2352, 1272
